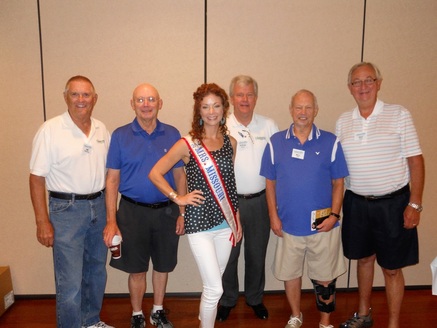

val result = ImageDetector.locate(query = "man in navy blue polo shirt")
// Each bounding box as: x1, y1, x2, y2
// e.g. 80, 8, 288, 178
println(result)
103, 83, 186, 328
260, 89, 348, 328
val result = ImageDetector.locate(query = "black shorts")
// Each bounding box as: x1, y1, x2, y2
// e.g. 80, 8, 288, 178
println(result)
342, 187, 418, 270
110, 197, 180, 273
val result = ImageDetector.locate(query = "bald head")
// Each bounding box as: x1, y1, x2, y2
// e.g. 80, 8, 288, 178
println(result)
132, 83, 160, 100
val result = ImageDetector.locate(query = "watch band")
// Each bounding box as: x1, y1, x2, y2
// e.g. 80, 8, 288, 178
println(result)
408, 202, 423, 212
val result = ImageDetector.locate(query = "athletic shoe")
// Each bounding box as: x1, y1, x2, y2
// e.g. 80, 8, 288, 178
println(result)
85, 322, 115, 328
131, 314, 146, 328
150, 309, 173, 328
285, 312, 303, 328
339, 309, 373, 328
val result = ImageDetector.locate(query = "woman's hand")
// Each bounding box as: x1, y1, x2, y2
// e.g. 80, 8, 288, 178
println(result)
235, 210, 243, 243
175, 190, 205, 206
235, 226, 243, 243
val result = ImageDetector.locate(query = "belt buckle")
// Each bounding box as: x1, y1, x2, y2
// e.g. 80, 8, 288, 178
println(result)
364, 195, 378, 200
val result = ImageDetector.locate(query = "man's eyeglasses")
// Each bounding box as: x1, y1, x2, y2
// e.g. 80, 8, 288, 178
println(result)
350, 78, 377, 88
134, 96, 157, 104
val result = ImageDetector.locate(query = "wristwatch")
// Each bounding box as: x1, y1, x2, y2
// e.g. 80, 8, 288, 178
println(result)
408, 202, 423, 212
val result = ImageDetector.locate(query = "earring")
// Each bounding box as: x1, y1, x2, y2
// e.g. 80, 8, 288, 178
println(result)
220, 118, 225, 125
199, 118, 203, 126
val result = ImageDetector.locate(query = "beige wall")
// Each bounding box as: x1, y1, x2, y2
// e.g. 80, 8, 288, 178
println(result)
1, 0, 436, 295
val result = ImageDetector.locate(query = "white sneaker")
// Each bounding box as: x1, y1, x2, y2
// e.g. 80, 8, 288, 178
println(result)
319, 324, 333, 328
285, 312, 303, 328
86, 321, 115, 328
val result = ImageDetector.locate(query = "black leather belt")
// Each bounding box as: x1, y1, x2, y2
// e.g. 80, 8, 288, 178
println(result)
350, 184, 409, 200
237, 189, 266, 200
122, 195, 171, 209
49, 189, 105, 200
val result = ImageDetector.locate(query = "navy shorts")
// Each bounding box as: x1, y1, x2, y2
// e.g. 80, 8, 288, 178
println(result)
342, 187, 418, 270
110, 197, 179, 273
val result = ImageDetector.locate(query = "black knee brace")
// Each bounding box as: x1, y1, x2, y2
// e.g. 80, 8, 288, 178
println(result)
311, 279, 336, 313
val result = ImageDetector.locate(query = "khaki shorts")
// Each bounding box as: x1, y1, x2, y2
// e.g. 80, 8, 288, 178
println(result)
273, 227, 346, 281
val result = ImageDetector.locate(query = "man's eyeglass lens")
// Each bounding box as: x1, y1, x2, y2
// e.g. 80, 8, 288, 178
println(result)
135, 97, 157, 104
351, 78, 377, 87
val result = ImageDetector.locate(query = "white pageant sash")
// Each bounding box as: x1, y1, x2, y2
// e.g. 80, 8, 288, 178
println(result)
183, 135, 238, 245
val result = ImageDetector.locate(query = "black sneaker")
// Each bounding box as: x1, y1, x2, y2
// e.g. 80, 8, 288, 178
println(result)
131, 314, 145, 328
150, 309, 173, 328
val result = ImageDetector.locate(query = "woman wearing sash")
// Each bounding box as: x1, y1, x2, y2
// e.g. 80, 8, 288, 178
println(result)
149, 83, 242, 328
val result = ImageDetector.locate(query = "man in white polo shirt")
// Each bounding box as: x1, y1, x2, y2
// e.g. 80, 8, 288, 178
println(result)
336, 62, 425, 328
217, 75, 279, 321
30, 76, 113, 328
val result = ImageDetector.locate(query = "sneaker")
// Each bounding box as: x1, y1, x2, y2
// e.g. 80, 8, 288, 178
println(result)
320, 324, 334, 328
150, 309, 173, 328
339, 309, 373, 328
131, 314, 146, 328
85, 322, 115, 328
285, 312, 303, 328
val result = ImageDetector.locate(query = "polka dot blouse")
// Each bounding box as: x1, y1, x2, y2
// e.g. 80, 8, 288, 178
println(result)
184, 134, 239, 234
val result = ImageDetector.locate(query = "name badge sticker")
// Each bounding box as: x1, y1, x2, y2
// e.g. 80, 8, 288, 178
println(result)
292, 148, 305, 160
354, 132, 367, 141
83, 144, 92, 154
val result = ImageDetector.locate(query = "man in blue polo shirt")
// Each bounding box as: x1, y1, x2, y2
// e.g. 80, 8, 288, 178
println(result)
103, 83, 186, 328
260, 89, 348, 328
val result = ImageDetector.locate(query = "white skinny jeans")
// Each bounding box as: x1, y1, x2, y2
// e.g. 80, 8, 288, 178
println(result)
187, 228, 233, 328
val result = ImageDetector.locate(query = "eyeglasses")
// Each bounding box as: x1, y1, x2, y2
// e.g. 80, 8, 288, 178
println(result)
234, 93, 256, 99
134, 96, 157, 104
350, 78, 377, 88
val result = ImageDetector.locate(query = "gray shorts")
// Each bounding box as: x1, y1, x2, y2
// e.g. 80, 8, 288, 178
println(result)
110, 197, 179, 273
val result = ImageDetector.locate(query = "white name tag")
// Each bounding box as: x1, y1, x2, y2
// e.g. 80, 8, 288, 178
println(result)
354, 131, 367, 141
292, 148, 305, 160
83, 144, 92, 154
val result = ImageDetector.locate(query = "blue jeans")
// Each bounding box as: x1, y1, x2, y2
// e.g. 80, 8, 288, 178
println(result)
49, 194, 108, 328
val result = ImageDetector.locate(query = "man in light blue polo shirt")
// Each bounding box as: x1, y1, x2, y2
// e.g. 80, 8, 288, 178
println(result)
260, 89, 348, 328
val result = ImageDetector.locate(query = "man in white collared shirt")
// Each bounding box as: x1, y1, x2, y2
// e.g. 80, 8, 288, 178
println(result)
217, 75, 278, 321
30, 76, 113, 328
